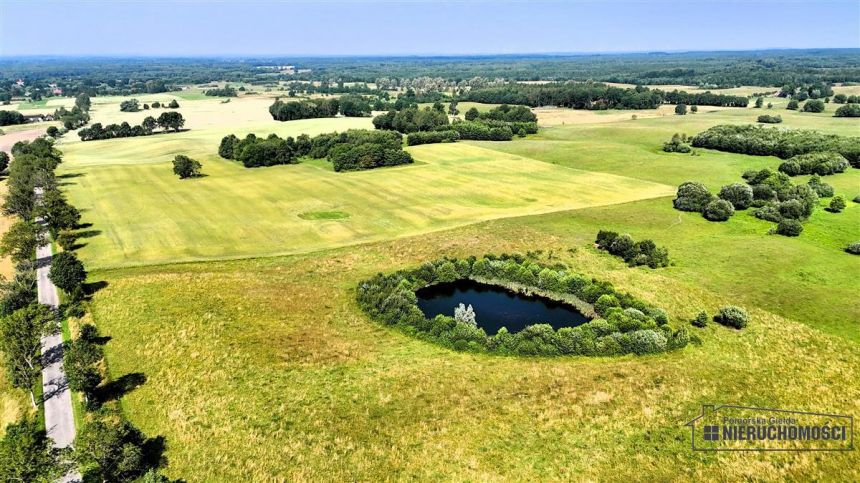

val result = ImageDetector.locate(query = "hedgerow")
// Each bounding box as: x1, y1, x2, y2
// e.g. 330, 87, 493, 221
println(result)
357, 254, 688, 357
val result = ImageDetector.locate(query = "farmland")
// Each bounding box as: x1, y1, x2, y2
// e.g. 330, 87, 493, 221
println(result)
1, 65, 859, 480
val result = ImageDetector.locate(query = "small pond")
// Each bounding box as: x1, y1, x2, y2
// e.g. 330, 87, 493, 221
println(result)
415, 279, 590, 335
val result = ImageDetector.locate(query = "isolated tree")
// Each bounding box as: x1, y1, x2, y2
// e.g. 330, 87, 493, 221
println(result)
0, 151, 8, 172
168, 99, 179, 108
46, 126, 59, 138
464, 107, 480, 121
454, 303, 476, 326
0, 220, 40, 264
0, 417, 64, 482
172, 154, 202, 179
0, 303, 55, 407
75, 93, 91, 112
674, 103, 687, 115
786, 99, 799, 110
151, 101, 161, 108
754, 97, 763, 108
767, 102, 773, 109
448, 100, 459, 115
49, 251, 87, 293
689, 105, 698, 113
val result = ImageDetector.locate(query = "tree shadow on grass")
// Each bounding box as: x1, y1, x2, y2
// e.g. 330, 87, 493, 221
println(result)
83, 280, 109, 297
96, 372, 147, 405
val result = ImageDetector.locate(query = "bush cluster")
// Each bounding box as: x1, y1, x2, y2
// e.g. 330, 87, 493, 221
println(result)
594, 230, 669, 268
778, 152, 849, 176
357, 254, 688, 357
690, 124, 860, 167
219, 129, 413, 171
662, 133, 692, 153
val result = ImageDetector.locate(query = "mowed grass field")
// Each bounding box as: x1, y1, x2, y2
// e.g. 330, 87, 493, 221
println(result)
56, 103, 672, 269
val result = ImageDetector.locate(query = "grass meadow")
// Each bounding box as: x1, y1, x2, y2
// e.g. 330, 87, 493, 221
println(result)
1, 90, 858, 476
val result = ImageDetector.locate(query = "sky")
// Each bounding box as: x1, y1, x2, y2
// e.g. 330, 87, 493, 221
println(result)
1, 0, 858, 57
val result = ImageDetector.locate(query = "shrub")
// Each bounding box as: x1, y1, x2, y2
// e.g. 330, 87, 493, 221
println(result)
673, 181, 713, 212
691, 311, 708, 328
703, 199, 734, 221
715, 306, 748, 329
757, 114, 782, 124
846, 242, 860, 255
834, 104, 860, 118
119, 99, 140, 112
0, 152, 8, 172
718, 183, 753, 210
802, 99, 825, 113
786, 99, 799, 110
775, 219, 803, 237
828, 195, 846, 213
168, 99, 180, 109
674, 103, 687, 115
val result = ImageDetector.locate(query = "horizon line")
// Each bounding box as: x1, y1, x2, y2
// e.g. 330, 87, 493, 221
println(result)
1, 46, 858, 61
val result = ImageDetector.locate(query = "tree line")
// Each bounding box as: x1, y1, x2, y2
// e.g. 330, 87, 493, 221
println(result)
78, 112, 185, 141
0, 138, 173, 481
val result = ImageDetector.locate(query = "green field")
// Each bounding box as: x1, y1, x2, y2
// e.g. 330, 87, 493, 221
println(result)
8, 92, 859, 479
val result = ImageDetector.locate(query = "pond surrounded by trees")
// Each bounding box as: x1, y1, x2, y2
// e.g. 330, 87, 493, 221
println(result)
416, 279, 590, 335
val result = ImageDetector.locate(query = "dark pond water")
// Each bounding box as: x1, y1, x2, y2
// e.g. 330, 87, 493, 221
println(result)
415, 279, 590, 335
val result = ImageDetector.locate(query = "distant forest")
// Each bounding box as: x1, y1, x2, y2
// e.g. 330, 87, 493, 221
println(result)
1, 50, 859, 101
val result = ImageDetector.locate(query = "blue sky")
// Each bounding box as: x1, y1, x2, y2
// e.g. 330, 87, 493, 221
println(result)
1, 0, 858, 57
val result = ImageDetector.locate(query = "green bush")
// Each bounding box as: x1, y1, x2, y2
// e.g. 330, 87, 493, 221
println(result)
802, 99, 825, 113
786, 99, 799, 110
715, 306, 749, 329
828, 195, 846, 213
834, 103, 860, 118
718, 183, 753, 210
757, 114, 782, 124
673, 181, 714, 212
775, 219, 803, 237
703, 199, 734, 221
778, 152, 849, 176
691, 311, 708, 328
